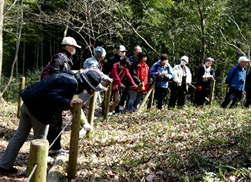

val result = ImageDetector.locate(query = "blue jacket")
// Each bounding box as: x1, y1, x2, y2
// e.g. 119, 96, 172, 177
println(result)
149, 60, 173, 88
226, 64, 247, 91
20, 71, 79, 124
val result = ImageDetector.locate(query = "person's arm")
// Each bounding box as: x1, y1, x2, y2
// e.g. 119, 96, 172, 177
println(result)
110, 64, 122, 87
149, 63, 158, 77
50, 53, 69, 74
131, 63, 142, 85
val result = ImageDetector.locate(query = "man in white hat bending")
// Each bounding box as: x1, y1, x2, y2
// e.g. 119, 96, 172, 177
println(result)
221, 56, 250, 108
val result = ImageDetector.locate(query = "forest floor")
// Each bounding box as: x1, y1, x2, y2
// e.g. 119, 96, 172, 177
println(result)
1, 101, 251, 181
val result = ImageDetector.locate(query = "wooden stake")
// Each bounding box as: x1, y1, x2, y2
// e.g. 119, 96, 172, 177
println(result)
27, 139, 49, 182
17, 77, 25, 118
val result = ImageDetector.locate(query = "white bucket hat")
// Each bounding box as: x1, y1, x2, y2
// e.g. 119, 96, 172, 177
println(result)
61, 36, 81, 48
181, 56, 189, 63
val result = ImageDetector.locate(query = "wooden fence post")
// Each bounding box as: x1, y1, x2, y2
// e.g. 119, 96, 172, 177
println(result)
27, 139, 49, 182
148, 82, 155, 109
68, 102, 81, 179
209, 79, 215, 105
17, 77, 25, 118
104, 84, 112, 119
86, 91, 97, 138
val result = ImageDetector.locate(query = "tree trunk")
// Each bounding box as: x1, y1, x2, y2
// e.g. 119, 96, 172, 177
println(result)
0, 0, 4, 81
196, 0, 206, 65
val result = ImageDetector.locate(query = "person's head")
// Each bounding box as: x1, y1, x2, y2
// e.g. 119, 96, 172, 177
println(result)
205, 57, 214, 67
61, 36, 81, 55
94, 46, 106, 61
75, 68, 106, 94
238, 56, 250, 68
138, 52, 147, 62
133, 45, 142, 57
160, 54, 169, 66
180, 56, 189, 66
119, 56, 131, 69
116, 45, 127, 57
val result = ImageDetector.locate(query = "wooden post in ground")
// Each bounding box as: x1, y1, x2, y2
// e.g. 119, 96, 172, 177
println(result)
27, 139, 49, 182
86, 91, 97, 138
209, 79, 215, 105
137, 82, 155, 112
68, 102, 81, 179
17, 76, 25, 118
148, 81, 155, 109
104, 84, 112, 119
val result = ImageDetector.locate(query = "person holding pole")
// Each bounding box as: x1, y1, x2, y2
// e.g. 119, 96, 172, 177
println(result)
0, 68, 105, 174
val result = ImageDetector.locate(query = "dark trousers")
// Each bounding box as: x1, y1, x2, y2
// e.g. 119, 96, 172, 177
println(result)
46, 117, 62, 150
154, 86, 168, 109
168, 85, 186, 108
221, 87, 243, 108
194, 85, 210, 107
244, 88, 251, 107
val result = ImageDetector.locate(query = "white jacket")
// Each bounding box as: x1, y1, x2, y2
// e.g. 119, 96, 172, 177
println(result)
172, 64, 192, 89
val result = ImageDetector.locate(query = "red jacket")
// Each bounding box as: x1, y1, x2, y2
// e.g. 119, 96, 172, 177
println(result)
129, 61, 149, 92
109, 62, 136, 91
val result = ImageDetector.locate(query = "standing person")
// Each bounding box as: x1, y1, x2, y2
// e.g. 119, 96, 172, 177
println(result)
168, 56, 192, 108
103, 45, 127, 75
149, 54, 173, 110
118, 45, 142, 111
0, 69, 105, 174
43, 36, 82, 155
244, 72, 251, 107
194, 57, 215, 107
221, 56, 250, 108
109, 57, 138, 114
127, 52, 150, 112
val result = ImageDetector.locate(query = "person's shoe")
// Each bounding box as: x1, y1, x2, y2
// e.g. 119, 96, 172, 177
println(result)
118, 105, 124, 111
0, 167, 18, 174
47, 156, 55, 164
108, 111, 115, 116
49, 149, 69, 155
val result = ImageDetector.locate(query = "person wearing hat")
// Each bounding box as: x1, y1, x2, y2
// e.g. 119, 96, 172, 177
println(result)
49, 36, 81, 74
194, 57, 215, 107
168, 56, 192, 108
103, 45, 128, 75
83, 46, 112, 83
0, 68, 105, 174
149, 54, 173, 110
221, 56, 250, 108
127, 52, 150, 112
42, 36, 82, 155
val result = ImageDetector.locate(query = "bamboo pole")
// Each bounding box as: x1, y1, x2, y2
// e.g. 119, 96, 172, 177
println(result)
68, 102, 81, 179
86, 91, 97, 138
104, 84, 112, 119
27, 139, 49, 182
209, 79, 215, 105
17, 76, 25, 118
137, 81, 156, 112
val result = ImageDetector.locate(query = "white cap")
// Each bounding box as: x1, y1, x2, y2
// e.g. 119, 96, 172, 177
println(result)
181, 56, 189, 63
61, 36, 81, 48
238, 56, 250, 63
117, 45, 127, 52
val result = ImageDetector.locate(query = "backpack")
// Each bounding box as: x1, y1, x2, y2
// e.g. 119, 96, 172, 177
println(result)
41, 53, 68, 80
225, 65, 238, 85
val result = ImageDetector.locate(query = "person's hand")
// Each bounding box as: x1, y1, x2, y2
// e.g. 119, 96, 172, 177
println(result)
108, 78, 113, 83
177, 82, 181, 86
167, 74, 172, 79
70, 98, 83, 106
120, 84, 125, 88
162, 74, 167, 77
134, 85, 138, 88
157, 72, 161, 76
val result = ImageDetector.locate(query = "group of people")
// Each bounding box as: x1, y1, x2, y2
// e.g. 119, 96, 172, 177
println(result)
0, 35, 250, 175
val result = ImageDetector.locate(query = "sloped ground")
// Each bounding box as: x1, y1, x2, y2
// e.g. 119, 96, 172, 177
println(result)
1, 102, 251, 181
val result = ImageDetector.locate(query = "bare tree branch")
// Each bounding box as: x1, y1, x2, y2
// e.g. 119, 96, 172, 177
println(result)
117, 6, 160, 56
